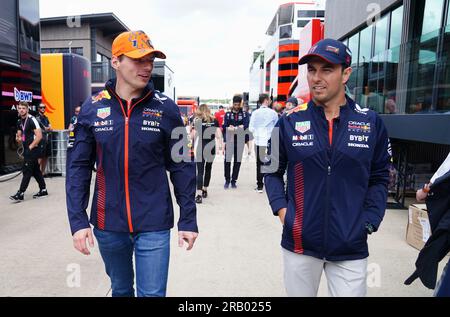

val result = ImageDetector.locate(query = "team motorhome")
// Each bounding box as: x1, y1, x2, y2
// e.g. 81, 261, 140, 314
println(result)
250, 1, 325, 106
0, 0, 41, 174
177, 96, 200, 117
40, 53, 91, 130
289, 18, 325, 103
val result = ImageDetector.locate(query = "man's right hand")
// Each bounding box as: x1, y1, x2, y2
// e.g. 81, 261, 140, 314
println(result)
73, 228, 94, 255
416, 183, 431, 202
278, 208, 287, 225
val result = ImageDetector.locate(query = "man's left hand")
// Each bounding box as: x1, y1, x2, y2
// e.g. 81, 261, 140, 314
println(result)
416, 189, 428, 202
178, 231, 198, 251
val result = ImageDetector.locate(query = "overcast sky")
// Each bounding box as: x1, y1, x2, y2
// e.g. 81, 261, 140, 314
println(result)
39, 0, 294, 99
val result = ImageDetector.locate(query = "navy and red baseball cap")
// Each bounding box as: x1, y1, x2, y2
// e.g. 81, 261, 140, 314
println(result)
299, 38, 352, 67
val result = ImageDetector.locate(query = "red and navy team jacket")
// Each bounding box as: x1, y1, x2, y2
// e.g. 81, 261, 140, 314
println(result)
264, 96, 391, 261
66, 79, 197, 235
222, 110, 250, 143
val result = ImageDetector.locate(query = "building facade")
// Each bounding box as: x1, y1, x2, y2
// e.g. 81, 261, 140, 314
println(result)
251, 1, 326, 105
326, 0, 450, 137
0, 0, 41, 174
40, 13, 129, 93
325, 0, 450, 206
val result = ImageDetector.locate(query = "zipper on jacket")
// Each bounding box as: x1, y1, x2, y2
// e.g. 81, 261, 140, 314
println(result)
109, 89, 152, 233
323, 163, 331, 260
323, 119, 335, 260
328, 119, 334, 146
124, 102, 133, 232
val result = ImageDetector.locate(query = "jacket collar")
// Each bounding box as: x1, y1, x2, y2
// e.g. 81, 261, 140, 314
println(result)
105, 78, 154, 104
309, 95, 355, 121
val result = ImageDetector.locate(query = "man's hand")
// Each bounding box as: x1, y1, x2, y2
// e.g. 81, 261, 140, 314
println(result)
73, 228, 94, 255
278, 208, 287, 225
416, 189, 427, 202
178, 231, 198, 251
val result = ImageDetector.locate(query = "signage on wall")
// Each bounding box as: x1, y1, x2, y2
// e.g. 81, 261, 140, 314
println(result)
1, 88, 41, 111
14, 87, 33, 103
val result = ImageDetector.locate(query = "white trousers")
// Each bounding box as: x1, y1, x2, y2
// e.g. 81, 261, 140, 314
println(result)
283, 248, 368, 297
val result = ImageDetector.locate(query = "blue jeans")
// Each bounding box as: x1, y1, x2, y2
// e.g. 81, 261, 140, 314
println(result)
94, 228, 170, 297
435, 258, 450, 297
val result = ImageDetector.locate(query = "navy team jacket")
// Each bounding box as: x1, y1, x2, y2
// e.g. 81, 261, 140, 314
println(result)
222, 110, 250, 143
264, 96, 391, 261
66, 79, 197, 235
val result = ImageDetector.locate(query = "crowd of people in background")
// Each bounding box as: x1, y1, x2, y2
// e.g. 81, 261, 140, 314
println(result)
185, 92, 301, 203
9, 90, 298, 204
9, 100, 83, 202
8, 31, 448, 298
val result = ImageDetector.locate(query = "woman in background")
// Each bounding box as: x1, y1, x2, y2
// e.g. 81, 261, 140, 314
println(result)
191, 104, 223, 204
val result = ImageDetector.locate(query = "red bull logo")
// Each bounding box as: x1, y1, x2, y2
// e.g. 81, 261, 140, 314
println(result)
92, 90, 111, 104
287, 103, 308, 116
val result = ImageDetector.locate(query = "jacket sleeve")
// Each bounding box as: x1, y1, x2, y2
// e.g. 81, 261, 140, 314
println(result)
363, 115, 391, 231
430, 152, 450, 184
264, 119, 288, 215
66, 102, 96, 235
165, 104, 198, 233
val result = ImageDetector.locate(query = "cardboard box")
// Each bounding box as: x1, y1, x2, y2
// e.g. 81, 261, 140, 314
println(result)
406, 204, 431, 250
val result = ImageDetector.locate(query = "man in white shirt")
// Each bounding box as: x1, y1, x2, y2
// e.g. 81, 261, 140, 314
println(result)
249, 94, 279, 193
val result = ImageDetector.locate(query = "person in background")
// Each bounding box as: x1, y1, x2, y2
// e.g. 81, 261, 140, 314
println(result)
384, 98, 397, 114
248, 93, 278, 193
191, 104, 223, 204
406, 152, 450, 296
285, 97, 299, 112
243, 104, 254, 159
10, 102, 48, 201
222, 95, 250, 189
214, 105, 226, 130
68, 104, 81, 131
273, 101, 285, 117
36, 103, 52, 176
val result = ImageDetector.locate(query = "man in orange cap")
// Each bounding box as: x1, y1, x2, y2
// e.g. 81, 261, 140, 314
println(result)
67, 31, 198, 297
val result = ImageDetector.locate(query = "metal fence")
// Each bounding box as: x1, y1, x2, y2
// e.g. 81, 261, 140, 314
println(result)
46, 130, 69, 177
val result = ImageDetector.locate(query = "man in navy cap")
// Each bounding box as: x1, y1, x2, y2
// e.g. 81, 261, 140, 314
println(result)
285, 97, 299, 111
264, 39, 391, 297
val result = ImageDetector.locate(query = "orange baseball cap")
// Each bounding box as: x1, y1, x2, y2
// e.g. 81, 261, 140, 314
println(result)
112, 30, 166, 59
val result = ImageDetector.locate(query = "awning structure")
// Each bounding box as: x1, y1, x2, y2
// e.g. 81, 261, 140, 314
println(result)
381, 114, 450, 145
